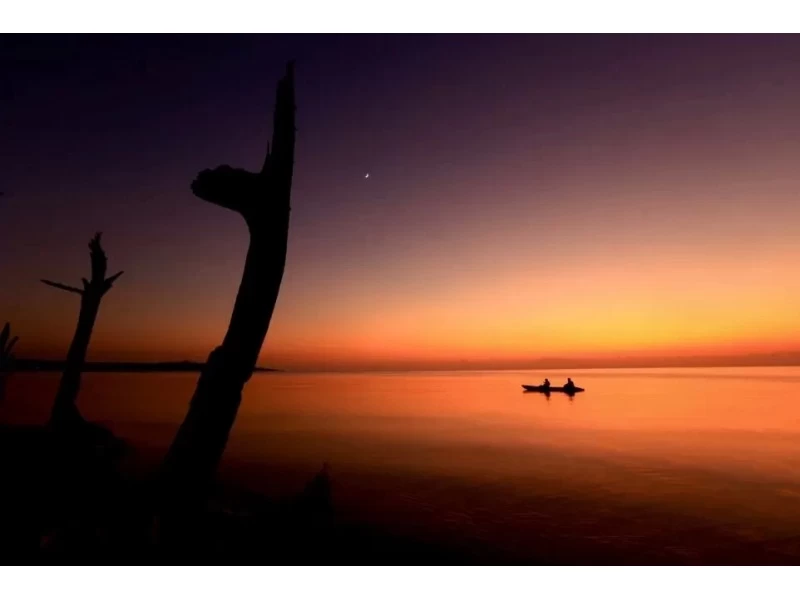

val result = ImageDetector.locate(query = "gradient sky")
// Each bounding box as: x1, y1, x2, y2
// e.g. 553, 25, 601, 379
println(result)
3, 35, 800, 370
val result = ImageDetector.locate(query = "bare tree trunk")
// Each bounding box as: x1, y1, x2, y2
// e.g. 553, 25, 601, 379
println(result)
160, 62, 296, 503
42, 234, 123, 427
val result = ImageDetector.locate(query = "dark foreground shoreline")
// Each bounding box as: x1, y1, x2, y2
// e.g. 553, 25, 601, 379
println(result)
0, 423, 481, 564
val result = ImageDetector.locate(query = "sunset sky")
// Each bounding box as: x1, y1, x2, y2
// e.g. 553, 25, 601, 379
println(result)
3, 35, 800, 371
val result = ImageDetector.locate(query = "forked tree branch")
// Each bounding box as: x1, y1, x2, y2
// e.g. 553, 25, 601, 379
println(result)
41, 233, 123, 299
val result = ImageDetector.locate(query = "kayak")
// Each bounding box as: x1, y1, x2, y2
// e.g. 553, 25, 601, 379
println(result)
522, 385, 584, 393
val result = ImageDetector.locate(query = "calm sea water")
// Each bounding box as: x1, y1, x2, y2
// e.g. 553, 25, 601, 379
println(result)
5, 367, 800, 563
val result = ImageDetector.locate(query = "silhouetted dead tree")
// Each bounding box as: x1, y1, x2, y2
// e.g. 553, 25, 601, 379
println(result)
160, 62, 296, 502
42, 233, 123, 427
0, 322, 19, 404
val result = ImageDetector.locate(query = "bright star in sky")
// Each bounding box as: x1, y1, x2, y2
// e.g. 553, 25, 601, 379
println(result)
365, 173, 370, 179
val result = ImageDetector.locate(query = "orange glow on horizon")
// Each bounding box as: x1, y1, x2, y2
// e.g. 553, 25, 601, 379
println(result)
12, 223, 800, 371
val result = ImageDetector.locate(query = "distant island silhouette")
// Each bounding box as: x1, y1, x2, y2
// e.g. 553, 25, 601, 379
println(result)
12, 359, 280, 373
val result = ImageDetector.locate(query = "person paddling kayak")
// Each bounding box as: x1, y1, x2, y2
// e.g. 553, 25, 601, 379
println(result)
564, 378, 576, 392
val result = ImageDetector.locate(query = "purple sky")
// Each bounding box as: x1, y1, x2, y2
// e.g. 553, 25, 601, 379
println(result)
3, 35, 800, 369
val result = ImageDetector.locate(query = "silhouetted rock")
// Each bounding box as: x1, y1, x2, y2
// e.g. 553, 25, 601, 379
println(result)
296, 462, 333, 521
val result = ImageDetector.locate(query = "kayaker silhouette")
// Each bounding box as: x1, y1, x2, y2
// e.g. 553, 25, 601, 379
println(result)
564, 378, 576, 391
542, 378, 551, 389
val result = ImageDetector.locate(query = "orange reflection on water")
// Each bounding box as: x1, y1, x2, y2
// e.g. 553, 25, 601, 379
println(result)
6, 367, 800, 562
6, 367, 800, 473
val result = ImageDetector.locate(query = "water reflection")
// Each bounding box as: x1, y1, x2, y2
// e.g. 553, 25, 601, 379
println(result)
5, 367, 800, 562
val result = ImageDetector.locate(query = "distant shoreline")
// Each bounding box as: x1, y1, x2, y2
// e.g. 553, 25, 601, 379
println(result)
256, 363, 800, 374
12, 360, 800, 375
12, 359, 280, 373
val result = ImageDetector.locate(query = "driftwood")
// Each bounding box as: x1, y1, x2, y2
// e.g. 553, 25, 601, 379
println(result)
42, 233, 123, 426
160, 62, 296, 504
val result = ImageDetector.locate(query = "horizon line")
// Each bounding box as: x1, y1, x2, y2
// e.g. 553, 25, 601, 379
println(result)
14, 354, 800, 374
263, 362, 800, 374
